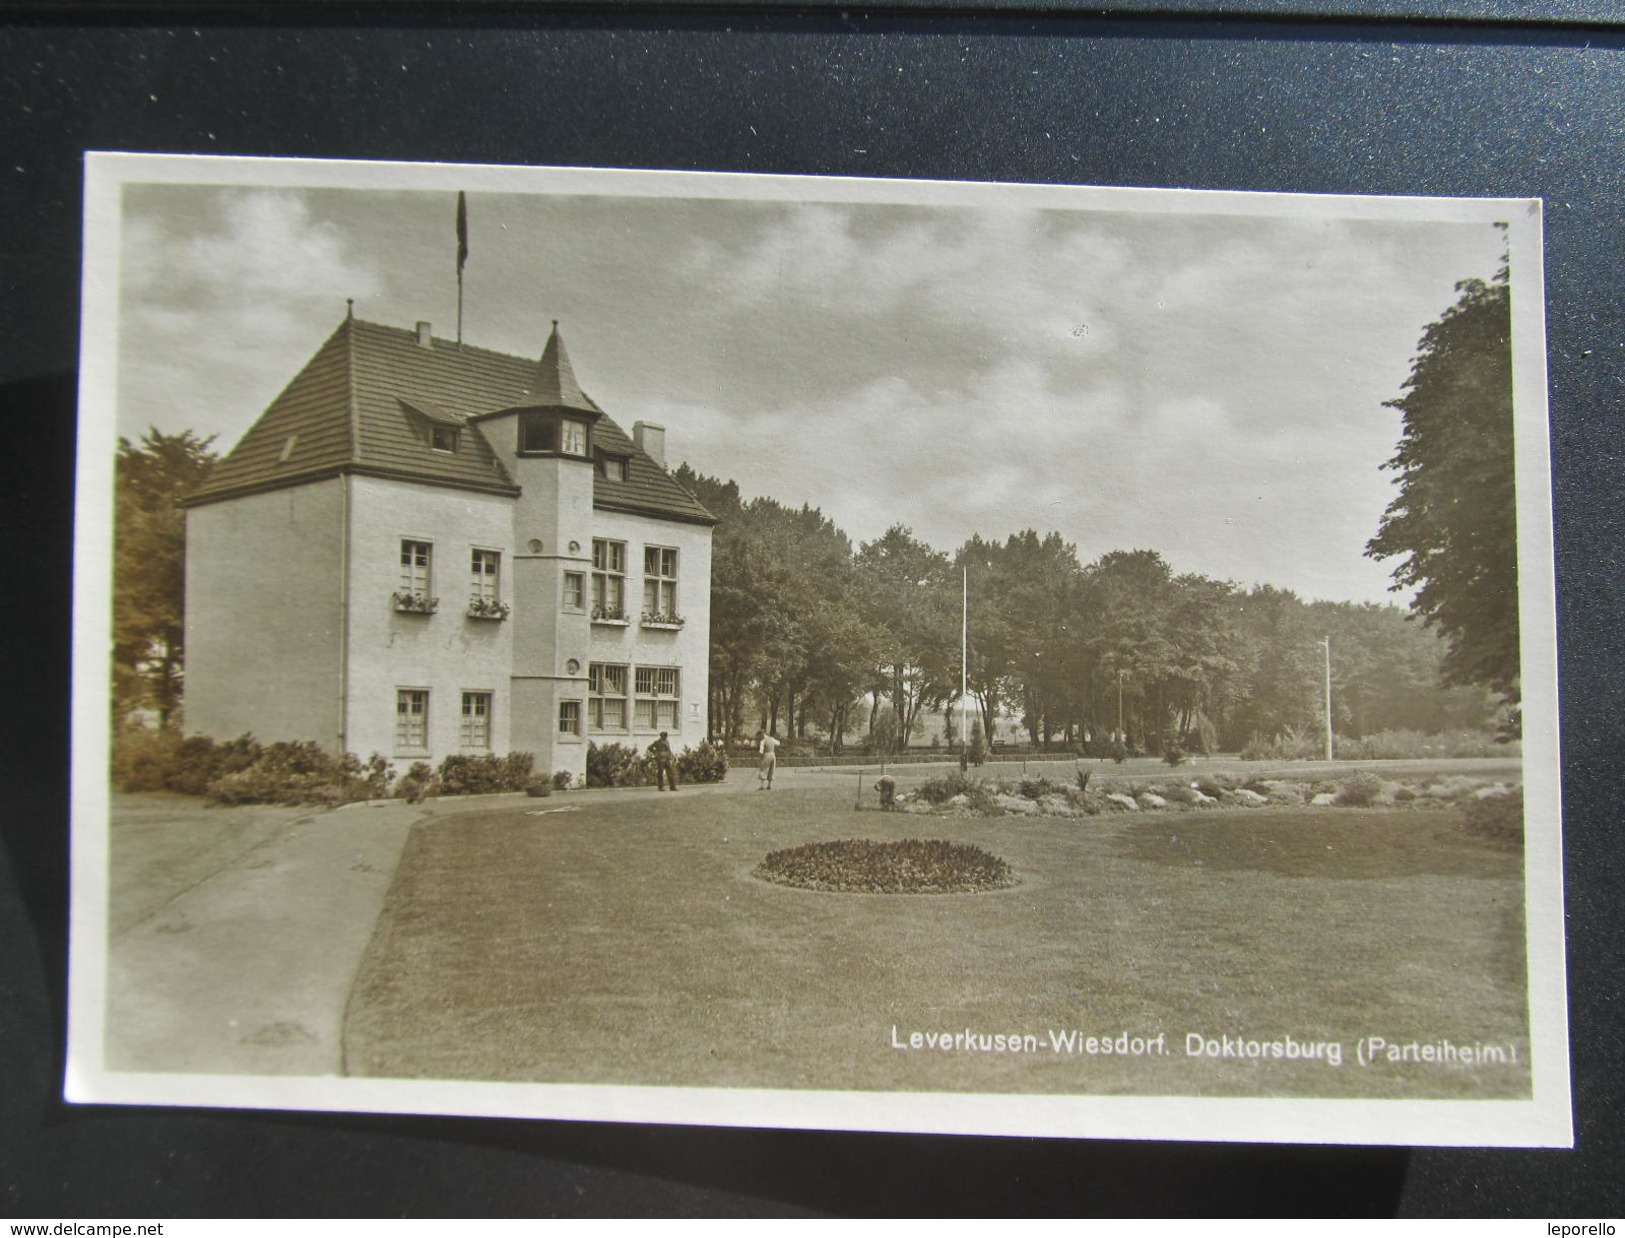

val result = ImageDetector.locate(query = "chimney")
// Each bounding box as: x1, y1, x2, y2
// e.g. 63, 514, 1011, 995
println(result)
633, 421, 666, 468
415, 321, 433, 348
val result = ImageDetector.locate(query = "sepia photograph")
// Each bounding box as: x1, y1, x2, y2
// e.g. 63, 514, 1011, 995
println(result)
69, 154, 1567, 1145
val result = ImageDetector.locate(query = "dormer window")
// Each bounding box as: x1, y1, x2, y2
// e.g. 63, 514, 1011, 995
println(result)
431, 426, 459, 453
518, 412, 591, 458
598, 454, 628, 482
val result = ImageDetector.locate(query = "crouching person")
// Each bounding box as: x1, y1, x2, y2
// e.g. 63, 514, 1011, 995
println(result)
875, 775, 897, 811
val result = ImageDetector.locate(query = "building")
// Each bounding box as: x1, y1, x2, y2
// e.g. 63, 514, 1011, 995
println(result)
181, 312, 715, 783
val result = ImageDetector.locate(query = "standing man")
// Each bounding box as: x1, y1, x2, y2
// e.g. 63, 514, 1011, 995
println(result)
757, 729, 781, 791
647, 732, 680, 792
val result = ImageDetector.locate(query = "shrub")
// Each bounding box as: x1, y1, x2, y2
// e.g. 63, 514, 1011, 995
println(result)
915, 771, 1002, 814
586, 742, 654, 788
395, 762, 439, 803
676, 741, 729, 784
552, 770, 575, 791
1162, 743, 1186, 768
204, 741, 386, 807
1107, 737, 1129, 764
112, 727, 266, 795
1012, 776, 1063, 800
967, 726, 987, 767
1460, 792, 1524, 845
1334, 772, 1384, 807
436, 752, 534, 796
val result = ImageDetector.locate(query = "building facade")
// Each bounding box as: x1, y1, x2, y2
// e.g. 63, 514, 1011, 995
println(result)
183, 314, 715, 782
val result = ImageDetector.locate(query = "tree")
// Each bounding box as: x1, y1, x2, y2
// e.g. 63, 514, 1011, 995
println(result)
114, 429, 217, 726
1366, 266, 1520, 700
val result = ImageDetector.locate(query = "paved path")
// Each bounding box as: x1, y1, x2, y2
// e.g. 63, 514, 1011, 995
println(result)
107, 798, 425, 1075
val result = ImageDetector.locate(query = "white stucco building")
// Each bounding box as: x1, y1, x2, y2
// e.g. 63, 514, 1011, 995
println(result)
182, 313, 715, 782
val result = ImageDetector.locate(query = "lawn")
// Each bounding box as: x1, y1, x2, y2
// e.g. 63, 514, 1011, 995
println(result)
342, 780, 1529, 1100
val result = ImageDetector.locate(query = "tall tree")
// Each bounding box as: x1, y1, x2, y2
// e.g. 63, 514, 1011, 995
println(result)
1366, 266, 1520, 700
114, 429, 217, 726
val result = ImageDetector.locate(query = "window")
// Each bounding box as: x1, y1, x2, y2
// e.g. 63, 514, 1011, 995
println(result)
588, 663, 628, 732
400, 540, 432, 595
431, 426, 459, 453
396, 689, 429, 750
519, 416, 556, 454
460, 691, 492, 749
563, 571, 585, 611
643, 546, 678, 619
561, 419, 588, 456
558, 700, 582, 737
471, 549, 500, 603
591, 539, 626, 619
599, 455, 627, 482
634, 666, 680, 731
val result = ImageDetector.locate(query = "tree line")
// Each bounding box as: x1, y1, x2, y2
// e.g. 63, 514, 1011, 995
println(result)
671, 468, 1502, 756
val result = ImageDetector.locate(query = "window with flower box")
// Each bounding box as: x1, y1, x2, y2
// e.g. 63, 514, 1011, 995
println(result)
395, 540, 436, 612
467, 549, 507, 618
634, 666, 680, 731
591, 539, 626, 621
587, 663, 628, 732
396, 689, 429, 751
460, 691, 492, 749
642, 546, 680, 625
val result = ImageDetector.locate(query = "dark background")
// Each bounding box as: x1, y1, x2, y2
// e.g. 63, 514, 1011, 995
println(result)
2, 1, 1622, 1218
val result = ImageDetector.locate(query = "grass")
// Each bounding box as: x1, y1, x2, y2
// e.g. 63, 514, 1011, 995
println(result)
343, 783, 1530, 1100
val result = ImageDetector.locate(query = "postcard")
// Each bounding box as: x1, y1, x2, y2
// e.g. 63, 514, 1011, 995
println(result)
70, 153, 1568, 1145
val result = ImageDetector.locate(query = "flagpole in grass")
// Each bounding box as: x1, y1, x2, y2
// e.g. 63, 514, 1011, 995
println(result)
960, 566, 969, 774
1320, 635, 1334, 761
455, 190, 468, 347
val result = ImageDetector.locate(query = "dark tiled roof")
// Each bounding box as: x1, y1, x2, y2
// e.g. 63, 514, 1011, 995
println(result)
186, 317, 715, 526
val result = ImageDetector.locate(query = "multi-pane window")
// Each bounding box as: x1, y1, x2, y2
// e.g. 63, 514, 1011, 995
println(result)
471, 549, 500, 603
396, 689, 429, 750
599, 455, 627, 481
592, 539, 626, 618
431, 426, 459, 453
588, 663, 628, 732
561, 420, 588, 456
563, 572, 585, 611
643, 546, 678, 618
519, 416, 556, 453
460, 691, 492, 749
400, 540, 432, 595
558, 700, 582, 737
634, 666, 681, 730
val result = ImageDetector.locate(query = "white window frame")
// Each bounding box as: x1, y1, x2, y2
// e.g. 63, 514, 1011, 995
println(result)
592, 539, 626, 619
400, 539, 432, 596
460, 690, 493, 749
396, 688, 430, 752
470, 548, 501, 604
563, 571, 585, 612
588, 663, 628, 732
642, 545, 678, 619
633, 665, 681, 732
558, 700, 582, 738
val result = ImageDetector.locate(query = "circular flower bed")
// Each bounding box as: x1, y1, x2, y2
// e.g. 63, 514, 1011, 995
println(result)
754, 838, 1017, 894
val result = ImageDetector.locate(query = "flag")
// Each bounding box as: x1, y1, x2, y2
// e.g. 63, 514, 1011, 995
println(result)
456, 191, 468, 272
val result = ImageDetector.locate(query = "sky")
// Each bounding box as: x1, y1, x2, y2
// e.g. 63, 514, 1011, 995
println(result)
113, 175, 1511, 605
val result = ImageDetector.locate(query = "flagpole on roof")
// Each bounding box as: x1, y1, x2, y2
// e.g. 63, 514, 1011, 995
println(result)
456, 190, 469, 347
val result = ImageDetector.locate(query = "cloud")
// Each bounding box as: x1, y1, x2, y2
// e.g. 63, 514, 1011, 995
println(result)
118, 189, 381, 442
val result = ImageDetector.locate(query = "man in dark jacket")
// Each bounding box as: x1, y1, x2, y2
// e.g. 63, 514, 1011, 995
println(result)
647, 732, 680, 791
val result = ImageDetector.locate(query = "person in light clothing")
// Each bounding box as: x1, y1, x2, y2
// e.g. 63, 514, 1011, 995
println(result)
757, 730, 780, 790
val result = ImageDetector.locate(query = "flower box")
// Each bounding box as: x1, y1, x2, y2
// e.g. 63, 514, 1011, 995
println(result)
392, 591, 438, 615
467, 597, 511, 620
591, 605, 630, 625
640, 611, 686, 629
